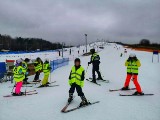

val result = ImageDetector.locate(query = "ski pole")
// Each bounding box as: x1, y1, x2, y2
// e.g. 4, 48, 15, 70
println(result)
11, 82, 15, 93
85, 65, 89, 75
99, 68, 104, 78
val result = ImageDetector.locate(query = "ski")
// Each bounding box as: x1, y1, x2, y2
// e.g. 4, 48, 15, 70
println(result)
62, 101, 100, 113
28, 80, 41, 84
36, 85, 59, 88
89, 78, 109, 83
86, 79, 101, 86
61, 96, 76, 112
3, 91, 38, 97
109, 88, 136, 92
47, 81, 56, 84
9, 85, 33, 88
119, 93, 154, 96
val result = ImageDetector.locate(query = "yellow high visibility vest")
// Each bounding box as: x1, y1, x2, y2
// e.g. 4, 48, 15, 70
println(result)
69, 66, 85, 87
13, 66, 25, 82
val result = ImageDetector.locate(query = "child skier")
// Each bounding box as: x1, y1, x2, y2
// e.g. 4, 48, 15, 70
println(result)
68, 58, 89, 106
121, 53, 144, 95
12, 59, 25, 96
33, 57, 43, 82
39, 59, 51, 87
22, 58, 30, 84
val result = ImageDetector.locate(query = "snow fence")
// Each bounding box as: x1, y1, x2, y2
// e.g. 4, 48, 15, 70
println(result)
50, 58, 69, 72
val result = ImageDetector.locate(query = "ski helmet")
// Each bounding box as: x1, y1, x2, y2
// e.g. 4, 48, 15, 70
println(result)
90, 49, 95, 53
45, 58, 49, 62
25, 58, 30, 62
74, 58, 80, 63
16, 59, 23, 64
129, 53, 136, 58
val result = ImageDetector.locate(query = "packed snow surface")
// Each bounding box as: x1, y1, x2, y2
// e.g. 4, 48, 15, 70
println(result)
0, 43, 160, 120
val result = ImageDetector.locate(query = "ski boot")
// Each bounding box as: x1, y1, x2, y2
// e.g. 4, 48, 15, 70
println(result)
97, 77, 103, 80
121, 86, 129, 90
46, 82, 50, 84
79, 96, 90, 107
132, 91, 144, 96
68, 93, 73, 103
12, 92, 24, 96
23, 81, 30, 84
91, 79, 97, 83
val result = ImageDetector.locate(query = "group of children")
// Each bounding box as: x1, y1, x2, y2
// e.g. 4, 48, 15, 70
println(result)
12, 48, 144, 106
13, 58, 51, 96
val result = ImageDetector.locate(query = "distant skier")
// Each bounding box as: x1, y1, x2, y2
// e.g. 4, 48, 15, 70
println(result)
22, 58, 30, 84
121, 53, 144, 95
39, 59, 51, 87
120, 53, 123, 57
12, 59, 25, 96
33, 57, 43, 82
68, 58, 89, 106
88, 49, 103, 83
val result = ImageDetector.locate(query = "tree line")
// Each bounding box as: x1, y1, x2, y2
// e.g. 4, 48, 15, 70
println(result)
0, 34, 64, 51
115, 39, 160, 50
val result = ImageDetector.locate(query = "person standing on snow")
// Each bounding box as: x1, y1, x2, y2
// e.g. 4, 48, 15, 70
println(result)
39, 59, 51, 87
22, 58, 30, 84
121, 53, 144, 95
68, 58, 89, 106
88, 49, 103, 83
33, 57, 43, 82
12, 59, 25, 96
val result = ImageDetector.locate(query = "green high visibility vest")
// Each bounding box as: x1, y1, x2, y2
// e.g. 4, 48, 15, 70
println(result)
91, 53, 99, 61
34, 61, 42, 72
126, 60, 141, 74
43, 63, 50, 75
13, 66, 25, 82
69, 66, 85, 87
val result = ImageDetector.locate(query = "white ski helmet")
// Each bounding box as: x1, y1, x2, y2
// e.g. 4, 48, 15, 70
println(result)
16, 59, 23, 64
129, 53, 136, 57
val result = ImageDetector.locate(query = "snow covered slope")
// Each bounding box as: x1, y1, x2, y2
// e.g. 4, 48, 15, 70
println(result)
0, 43, 159, 120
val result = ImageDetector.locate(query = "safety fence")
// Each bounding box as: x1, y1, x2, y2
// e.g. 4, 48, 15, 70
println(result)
0, 62, 6, 81
50, 58, 69, 72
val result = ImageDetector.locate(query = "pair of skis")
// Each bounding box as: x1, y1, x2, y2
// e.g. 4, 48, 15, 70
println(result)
61, 97, 100, 113
36, 81, 59, 88
86, 78, 109, 86
109, 88, 154, 96
3, 90, 38, 97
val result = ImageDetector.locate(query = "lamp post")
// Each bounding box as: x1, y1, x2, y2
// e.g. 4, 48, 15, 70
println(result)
85, 34, 87, 53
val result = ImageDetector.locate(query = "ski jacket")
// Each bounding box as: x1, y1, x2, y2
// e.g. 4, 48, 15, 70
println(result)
43, 62, 51, 76
69, 65, 85, 87
13, 66, 25, 82
125, 59, 141, 75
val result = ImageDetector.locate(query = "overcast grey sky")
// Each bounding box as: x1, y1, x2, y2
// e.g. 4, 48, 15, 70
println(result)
0, 0, 160, 45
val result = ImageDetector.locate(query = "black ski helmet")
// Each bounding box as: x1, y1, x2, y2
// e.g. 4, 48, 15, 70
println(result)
74, 58, 81, 63
24, 58, 30, 62
90, 49, 95, 53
